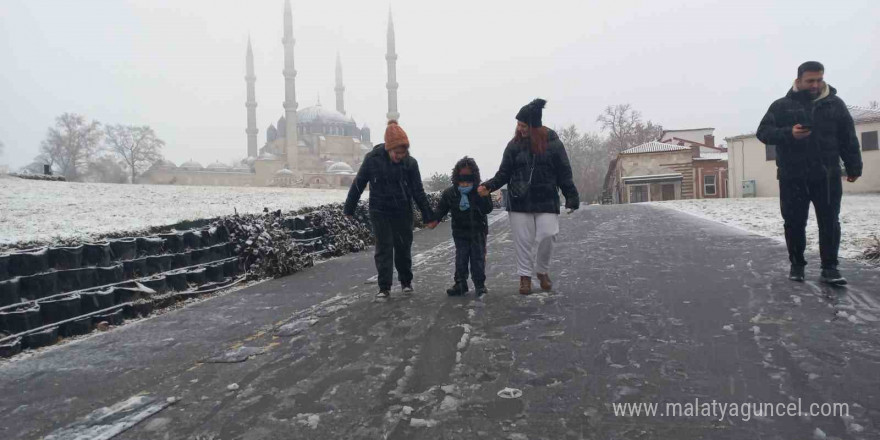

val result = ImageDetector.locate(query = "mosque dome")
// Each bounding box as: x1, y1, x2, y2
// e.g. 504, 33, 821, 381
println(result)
206, 161, 229, 170
327, 162, 355, 174
150, 160, 177, 169
180, 160, 203, 170
275, 168, 295, 176
297, 102, 355, 125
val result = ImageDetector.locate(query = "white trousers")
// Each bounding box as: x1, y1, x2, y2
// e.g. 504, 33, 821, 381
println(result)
508, 212, 559, 277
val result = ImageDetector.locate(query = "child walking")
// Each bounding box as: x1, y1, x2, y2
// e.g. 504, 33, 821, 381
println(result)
428, 157, 494, 296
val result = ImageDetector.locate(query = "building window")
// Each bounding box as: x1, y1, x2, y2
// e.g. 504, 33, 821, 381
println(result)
629, 185, 648, 203
661, 183, 676, 201
765, 144, 777, 161
862, 131, 879, 151
704, 175, 717, 196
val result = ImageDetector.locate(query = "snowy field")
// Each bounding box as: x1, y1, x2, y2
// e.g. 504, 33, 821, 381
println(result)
652, 194, 880, 261
0, 175, 348, 247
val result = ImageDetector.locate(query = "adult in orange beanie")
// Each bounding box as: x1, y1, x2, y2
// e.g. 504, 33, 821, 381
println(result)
344, 120, 434, 299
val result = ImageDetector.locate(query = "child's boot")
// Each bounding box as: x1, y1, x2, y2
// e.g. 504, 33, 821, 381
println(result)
474, 281, 488, 297
446, 280, 469, 296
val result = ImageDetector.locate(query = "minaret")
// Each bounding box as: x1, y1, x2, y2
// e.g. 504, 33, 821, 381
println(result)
245, 36, 258, 158
385, 8, 400, 121
282, 0, 299, 167
335, 52, 345, 115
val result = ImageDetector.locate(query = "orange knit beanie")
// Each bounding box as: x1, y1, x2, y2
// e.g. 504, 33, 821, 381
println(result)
384, 120, 410, 151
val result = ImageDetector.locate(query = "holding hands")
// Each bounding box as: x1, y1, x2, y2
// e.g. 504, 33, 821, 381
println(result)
477, 185, 490, 197
426, 221, 439, 229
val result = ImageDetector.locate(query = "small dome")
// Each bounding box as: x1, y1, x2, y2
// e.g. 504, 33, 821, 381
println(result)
327, 162, 355, 174
277, 116, 287, 138
206, 161, 229, 170
245, 156, 257, 165
275, 168, 294, 176
180, 160, 203, 170
147, 160, 175, 172
258, 152, 277, 160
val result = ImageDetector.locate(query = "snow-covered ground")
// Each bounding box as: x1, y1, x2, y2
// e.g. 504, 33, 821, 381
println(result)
651, 194, 880, 260
0, 175, 349, 247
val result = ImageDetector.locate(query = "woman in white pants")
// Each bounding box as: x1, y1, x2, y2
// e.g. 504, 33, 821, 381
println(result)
478, 98, 580, 295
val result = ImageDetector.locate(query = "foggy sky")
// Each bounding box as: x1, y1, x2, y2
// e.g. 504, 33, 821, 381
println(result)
1, 0, 878, 178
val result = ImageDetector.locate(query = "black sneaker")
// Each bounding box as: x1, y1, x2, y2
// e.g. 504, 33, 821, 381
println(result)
820, 268, 847, 286
446, 282, 468, 296
401, 282, 414, 295
376, 289, 391, 299
788, 265, 805, 282
475, 284, 488, 297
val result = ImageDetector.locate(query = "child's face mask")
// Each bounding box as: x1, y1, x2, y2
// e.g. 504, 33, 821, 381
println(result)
458, 173, 475, 188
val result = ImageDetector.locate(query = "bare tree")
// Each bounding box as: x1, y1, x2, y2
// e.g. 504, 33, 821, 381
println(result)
40, 113, 103, 181
85, 156, 129, 184
870, 100, 879, 110
19, 154, 50, 175
559, 125, 616, 203
104, 124, 165, 183
424, 172, 451, 192
0, 139, 5, 157
596, 104, 663, 153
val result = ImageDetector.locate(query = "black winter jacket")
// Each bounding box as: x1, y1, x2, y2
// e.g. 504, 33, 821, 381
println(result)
433, 186, 493, 240
343, 144, 433, 220
756, 85, 863, 180
482, 129, 579, 214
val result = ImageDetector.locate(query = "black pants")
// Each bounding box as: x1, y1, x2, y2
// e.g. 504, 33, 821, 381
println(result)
779, 177, 842, 269
370, 210, 414, 291
453, 233, 487, 286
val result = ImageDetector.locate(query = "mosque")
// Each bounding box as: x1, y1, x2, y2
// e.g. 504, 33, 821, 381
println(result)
141, 0, 400, 188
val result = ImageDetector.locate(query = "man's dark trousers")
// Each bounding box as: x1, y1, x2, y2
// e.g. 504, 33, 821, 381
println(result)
370, 210, 414, 291
453, 233, 487, 286
779, 177, 842, 269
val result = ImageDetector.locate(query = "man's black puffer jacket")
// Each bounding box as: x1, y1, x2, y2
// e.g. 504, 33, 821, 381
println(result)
756, 84, 862, 180
343, 144, 433, 220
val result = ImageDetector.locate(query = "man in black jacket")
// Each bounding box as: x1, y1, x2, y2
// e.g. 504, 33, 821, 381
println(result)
756, 61, 863, 285
343, 120, 433, 298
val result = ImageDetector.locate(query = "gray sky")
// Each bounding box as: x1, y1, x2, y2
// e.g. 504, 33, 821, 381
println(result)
1, 0, 878, 178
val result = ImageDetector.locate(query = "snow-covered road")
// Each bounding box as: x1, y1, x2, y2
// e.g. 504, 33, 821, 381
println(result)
4, 204, 879, 439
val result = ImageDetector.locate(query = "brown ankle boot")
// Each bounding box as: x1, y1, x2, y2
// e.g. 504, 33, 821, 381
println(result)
536, 273, 552, 291
519, 276, 532, 295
